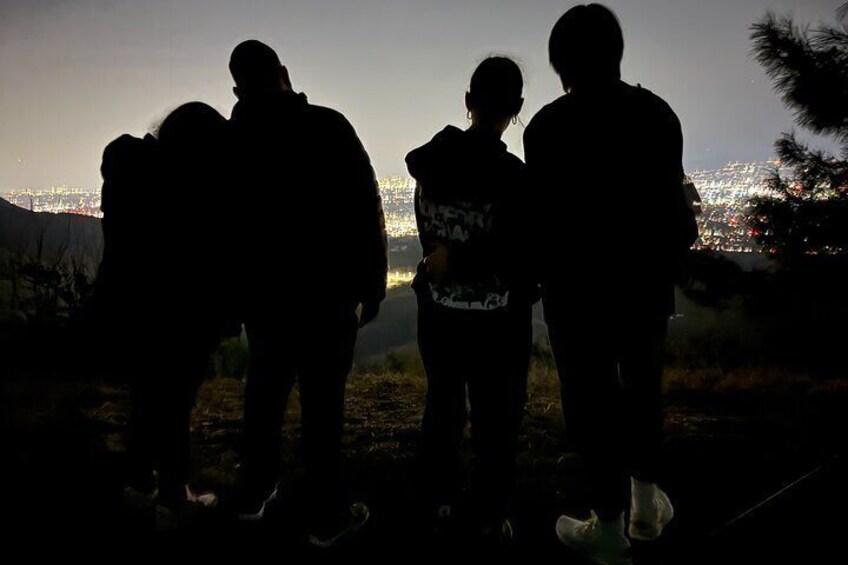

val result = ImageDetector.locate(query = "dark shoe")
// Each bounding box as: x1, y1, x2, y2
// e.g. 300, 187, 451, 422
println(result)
155, 485, 219, 531
480, 517, 515, 545
307, 502, 370, 549
121, 484, 159, 513
236, 482, 279, 522
434, 503, 457, 536
121, 469, 159, 513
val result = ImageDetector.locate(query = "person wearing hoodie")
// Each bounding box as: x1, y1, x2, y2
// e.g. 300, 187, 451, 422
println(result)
227, 40, 388, 546
406, 56, 537, 542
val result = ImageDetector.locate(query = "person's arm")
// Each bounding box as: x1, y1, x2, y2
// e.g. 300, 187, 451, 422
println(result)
336, 116, 388, 325
95, 138, 120, 296
521, 117, 550, 291
523, 111, 552, 172
662, 107, 699, 257
498, 164, 541, 304
98, 135, 142, 273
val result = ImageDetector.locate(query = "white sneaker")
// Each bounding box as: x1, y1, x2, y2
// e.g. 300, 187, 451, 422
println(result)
185, 485, 219, 508
629, 478, 674, 541
555, 511, 632, 565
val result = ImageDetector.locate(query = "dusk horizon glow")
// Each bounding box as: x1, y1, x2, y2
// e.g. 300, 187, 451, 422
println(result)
1, 0, 843, 190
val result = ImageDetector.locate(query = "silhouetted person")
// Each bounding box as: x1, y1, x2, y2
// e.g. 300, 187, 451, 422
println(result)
228, 40, 387, 545
407, 56, 538, 542
523, 5, 698, 563
97, 102, 236, 525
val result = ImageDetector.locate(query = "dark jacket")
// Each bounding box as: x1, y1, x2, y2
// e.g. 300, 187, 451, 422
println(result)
96, 133, 160, 323
96, 132, 239, 335
523, 81, 698, 317
406, 125, 538, 311
230, 91, 388, 313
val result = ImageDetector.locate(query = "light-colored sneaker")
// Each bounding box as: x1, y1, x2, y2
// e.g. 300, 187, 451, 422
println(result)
185, 486, 219, 508
629, 478, 674, 541
556, 511, 632, 565
307, 502, 370, 549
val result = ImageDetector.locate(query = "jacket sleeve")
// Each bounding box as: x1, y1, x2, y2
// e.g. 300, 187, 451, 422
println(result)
522, 117, 553, 288
335, 117, 388, 304
97, 135, 140, 277
99, 135, 137, 240
661, 106, 699, 258
501, 164, 542, 304
95, 134, 148, 312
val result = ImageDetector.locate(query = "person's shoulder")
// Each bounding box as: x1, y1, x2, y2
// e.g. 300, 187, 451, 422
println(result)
304, 102, 346, 120
627, 83, 679, 123
527, 95, 571, 128
502, 150, 525, 170
303, 101, 355, 132
525, 94, 574, 142
406, 125, 464, 179
492, 148, 525, 184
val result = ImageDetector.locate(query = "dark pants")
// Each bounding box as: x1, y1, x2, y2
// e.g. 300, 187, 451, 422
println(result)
417, 292, 532, 521
126, 328, 219, 500
241, 304, 358, 516
546, 303, 668, 520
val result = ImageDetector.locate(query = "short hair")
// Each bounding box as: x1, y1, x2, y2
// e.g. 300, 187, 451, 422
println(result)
229, 40, 283, 87
549, 4, 624, 89
468, 56, 524, 118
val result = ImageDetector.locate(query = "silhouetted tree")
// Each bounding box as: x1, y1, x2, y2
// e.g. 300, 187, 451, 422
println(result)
747, 7, 848, 262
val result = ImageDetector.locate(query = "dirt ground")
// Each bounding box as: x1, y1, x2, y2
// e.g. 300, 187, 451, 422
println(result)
3, 364, 846, 562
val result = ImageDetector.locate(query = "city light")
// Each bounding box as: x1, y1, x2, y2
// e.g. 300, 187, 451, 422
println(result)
4, 185, 103, 218
689, 160, 790, 253
2, 160, 794, 254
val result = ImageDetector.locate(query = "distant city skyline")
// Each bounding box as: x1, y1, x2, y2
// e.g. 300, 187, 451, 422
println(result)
1, 0, 843, 190
1, 158, 788, 254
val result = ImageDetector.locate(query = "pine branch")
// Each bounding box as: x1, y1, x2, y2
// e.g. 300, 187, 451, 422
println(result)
837, 3, 848, 26
751, 14, 848, 141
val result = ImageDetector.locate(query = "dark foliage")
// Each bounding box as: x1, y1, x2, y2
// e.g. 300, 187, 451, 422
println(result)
747, 9, 848, 261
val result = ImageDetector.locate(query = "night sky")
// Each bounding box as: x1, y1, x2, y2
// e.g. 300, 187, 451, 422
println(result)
0, 0, 842, 190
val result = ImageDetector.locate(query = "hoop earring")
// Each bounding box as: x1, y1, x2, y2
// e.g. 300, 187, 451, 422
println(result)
467, 110, 472, 121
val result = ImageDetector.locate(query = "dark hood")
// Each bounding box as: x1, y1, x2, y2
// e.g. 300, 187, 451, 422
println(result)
405, 125, 508, 186
100, 133, 158, 185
